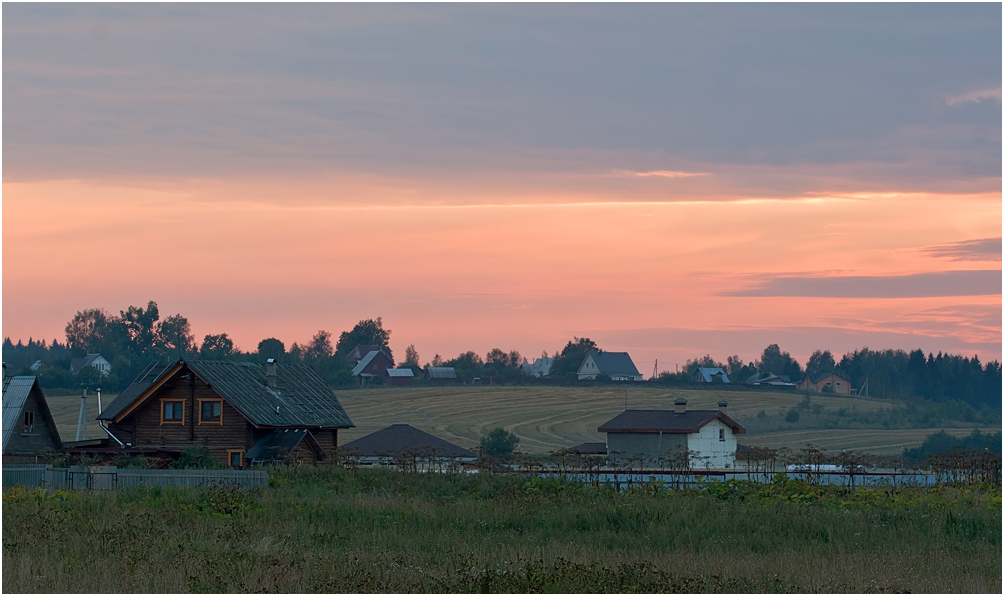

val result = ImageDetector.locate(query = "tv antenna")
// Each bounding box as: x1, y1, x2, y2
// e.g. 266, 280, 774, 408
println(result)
652, 359, 658, 379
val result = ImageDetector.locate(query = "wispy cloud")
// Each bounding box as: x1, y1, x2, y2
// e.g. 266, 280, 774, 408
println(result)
632, 170, 710, 178
919, 238, 1001, 262
723, 270, 1002, 298
946, 87, 1002, 106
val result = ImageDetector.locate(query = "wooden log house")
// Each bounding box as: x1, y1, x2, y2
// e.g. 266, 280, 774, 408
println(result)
96, 359, 353, 467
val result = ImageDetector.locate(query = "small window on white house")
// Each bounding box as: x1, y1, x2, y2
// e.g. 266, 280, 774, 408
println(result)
23, 411, 34, 433
719, 428, 725, 441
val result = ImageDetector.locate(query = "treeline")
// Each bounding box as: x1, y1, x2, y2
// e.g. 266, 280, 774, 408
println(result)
672, 344, 1001, 411
1, 301, 528, 392
2, 301, 1001, 414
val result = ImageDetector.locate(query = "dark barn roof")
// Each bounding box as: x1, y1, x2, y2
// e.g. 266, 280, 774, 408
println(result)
245, 428, 323, 462
568, 442, 608, 455
340, 424, 475, 459
425, 366, 457, 380
99, 360, 354, 429
584, 351, 641, 376
598, 410, 746, 434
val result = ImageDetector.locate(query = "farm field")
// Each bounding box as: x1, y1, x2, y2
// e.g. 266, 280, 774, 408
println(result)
3, 468, 1000, 593
45, 385, 997, 456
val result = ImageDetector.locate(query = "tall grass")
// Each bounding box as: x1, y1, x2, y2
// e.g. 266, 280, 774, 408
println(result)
3, 468, 1000, 593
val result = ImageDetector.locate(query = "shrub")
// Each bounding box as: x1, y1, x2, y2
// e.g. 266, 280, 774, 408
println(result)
785, 409, 800, 423
480, 427, 520, 459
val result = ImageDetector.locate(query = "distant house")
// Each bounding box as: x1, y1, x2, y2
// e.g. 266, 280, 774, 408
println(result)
95, 359, 353, 467
797, 371, 852, 395
2, 376, 63, 463
351, 349, 395, 386
346, 344, 383, 366
71, 353, 111, 376
598, 399, 746, 469
746, 373, 796, 387
521, 357, 553, 378
694, 367, 730, 383
339, 424, 476, 468
566, 441, 607, 467
384, 368, 415, 387
577, 351, 643, 381
425, 366, 457, 383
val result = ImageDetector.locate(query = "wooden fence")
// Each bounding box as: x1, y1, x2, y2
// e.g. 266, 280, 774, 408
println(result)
2, 464, 268, 490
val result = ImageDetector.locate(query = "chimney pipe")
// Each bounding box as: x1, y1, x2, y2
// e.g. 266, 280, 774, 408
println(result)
266, 358, 277, 389
718, 400, 728, 414
674, 397, 687, 414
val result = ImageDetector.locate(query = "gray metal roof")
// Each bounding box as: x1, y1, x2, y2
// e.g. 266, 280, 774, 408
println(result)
100, 360, 354, 429
386, 368, 415, 378
425, 366, 457, 379
340, 424, 475, 459
580, 351, 641, 376
694, 367, 731, 383
99, 361, 178, 421
598, 409, 746, 434
351, 349, 390, 376
2, 376, 37, 452
70, 353, 104, 374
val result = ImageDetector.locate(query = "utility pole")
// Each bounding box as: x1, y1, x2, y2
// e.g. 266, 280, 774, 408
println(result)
652, 359, 658, 379
76, 386, 88, 441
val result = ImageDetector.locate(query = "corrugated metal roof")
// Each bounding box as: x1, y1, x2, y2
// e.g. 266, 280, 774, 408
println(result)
425, 366, 457, 379
340, 424, 475, 459
2, 376, 36, 452
245, 428, 321, 462
598, 410, 746, 434
98, 361, 177, 421
351, 350, 391, 376
100, 360, 354, 429
581, 351, 641, 376
386, 368, 415, 378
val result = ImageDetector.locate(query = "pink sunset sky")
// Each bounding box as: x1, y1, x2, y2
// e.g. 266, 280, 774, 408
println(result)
3, 5, 1001, 370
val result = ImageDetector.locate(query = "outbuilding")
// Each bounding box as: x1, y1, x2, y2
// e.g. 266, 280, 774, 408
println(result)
598, 399, 745, 469
2, 376, 63, 463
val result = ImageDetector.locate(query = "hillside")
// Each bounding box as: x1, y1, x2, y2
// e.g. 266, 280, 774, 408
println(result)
46, 385, 997, 456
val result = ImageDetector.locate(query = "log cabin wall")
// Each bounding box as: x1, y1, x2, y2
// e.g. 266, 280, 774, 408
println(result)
113, 372, 251, 465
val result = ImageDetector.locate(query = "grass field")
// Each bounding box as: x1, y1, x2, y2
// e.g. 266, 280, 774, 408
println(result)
3, 469, 1000, 593
46, 385, 997, 456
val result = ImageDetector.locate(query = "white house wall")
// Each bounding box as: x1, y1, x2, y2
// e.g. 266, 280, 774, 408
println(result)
686, 419, 737, 470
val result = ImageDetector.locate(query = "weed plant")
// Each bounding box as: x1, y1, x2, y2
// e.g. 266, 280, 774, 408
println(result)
3, 468, 1000, 593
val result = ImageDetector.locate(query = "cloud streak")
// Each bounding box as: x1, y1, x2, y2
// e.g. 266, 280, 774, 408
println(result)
724, 270, 1002, 299
919, 238, 1001, 262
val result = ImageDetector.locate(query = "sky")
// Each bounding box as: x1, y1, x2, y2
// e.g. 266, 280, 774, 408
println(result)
3, 4, 1001, 372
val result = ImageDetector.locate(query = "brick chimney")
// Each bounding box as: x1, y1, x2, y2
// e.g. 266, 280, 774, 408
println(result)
674, 397, 687, 414
266, 358, 278, 389
718, 400, 728, 413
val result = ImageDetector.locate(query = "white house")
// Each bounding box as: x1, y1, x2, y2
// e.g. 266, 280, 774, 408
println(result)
577, 351, 643, 381
597, 399, 746, 469
70, 353, 111, 376
520, 357, 553, 377
693, 367, 730, 383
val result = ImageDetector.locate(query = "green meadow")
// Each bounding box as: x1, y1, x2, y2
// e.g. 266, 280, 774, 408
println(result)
3, 467, 1000, 593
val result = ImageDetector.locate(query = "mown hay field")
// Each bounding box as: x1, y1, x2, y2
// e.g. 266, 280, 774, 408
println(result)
46, 385, 996, 456
336, 385, 934, 455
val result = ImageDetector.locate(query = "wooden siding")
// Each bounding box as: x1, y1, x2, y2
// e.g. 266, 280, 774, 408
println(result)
108, 373, 250, 465
3, 385, 62, 462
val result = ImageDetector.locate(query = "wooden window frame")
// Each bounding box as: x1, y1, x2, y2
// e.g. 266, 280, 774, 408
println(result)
160, 399, 185, 425
227, 449, 244, 468
718, 428, 725, 442
197, 399, 224, 425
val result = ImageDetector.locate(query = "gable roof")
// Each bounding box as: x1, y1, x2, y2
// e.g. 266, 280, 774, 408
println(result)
567, 442, 607, 455
3, 376, 62, 452
598, 409, 746, 434
694, 367, 730, 383
351, 349, 392, 376
71, 353, 106, 374
580, 351, 641, 376
98, 359, 354, 429
340, 424, 475, 459
245, 428, 323, 463
521, 357, 553, 377
346, 344, 382, 363
803, 371, 850, 384
385, 368, 415, 378
425, 366, 457, 379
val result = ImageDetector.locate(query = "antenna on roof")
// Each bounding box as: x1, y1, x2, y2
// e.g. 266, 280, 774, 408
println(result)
652, 359, 658, 379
